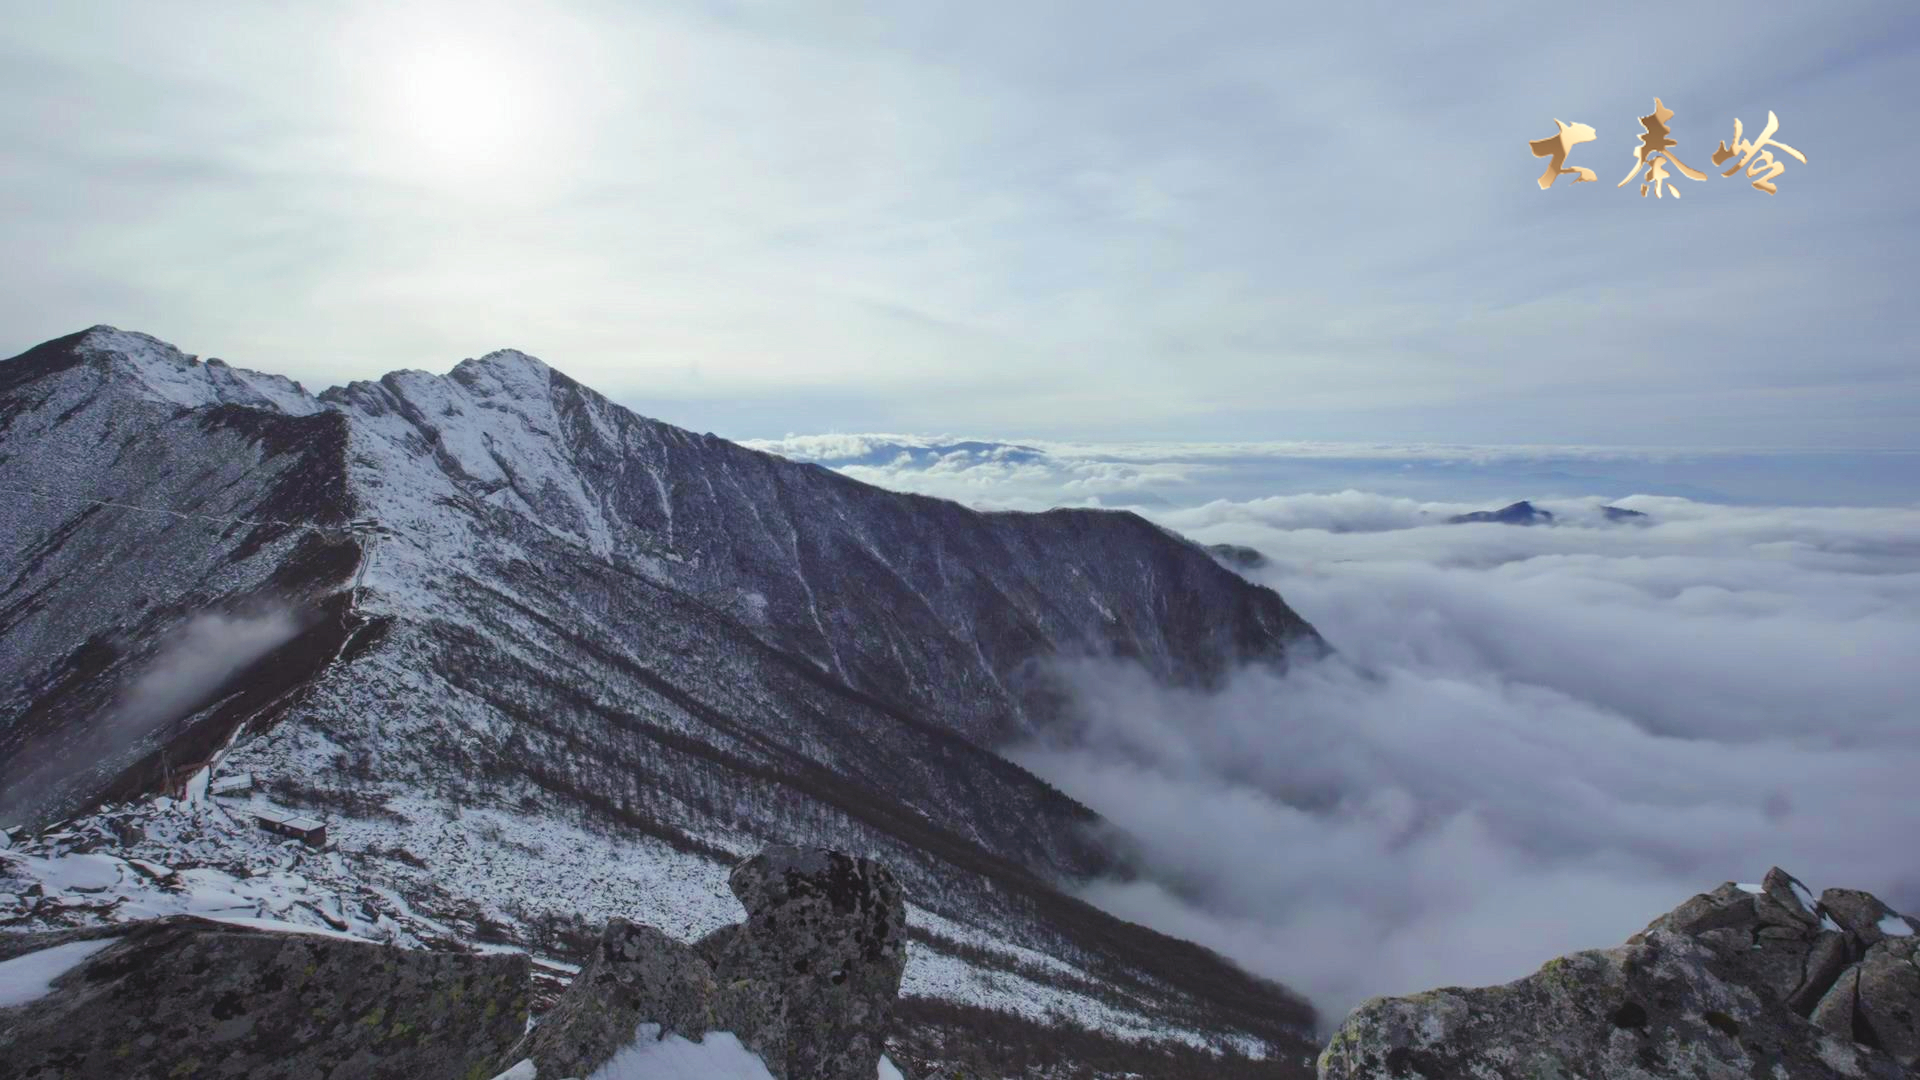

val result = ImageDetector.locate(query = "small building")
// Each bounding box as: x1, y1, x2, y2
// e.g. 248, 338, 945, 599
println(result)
253, 809, 327, 848
208, 773, 254, 797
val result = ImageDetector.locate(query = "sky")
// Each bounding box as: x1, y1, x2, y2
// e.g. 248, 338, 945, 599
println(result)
2, 0, 1916, 447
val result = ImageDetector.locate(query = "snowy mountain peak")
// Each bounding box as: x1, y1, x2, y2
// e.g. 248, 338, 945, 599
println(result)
449, 349, 556, 400
65, 326, 324, 416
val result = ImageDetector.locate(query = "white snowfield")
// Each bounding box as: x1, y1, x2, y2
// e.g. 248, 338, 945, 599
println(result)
0, 938, 115, 1008
486, 1031, 907, 1080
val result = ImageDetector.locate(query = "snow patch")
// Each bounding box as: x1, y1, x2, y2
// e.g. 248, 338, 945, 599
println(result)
1735, 883, 1763, 895
0, 938, 117, 1007
1879, 915, 1914, 937
202, 915, 376, 942
586, 1024, 775, 1080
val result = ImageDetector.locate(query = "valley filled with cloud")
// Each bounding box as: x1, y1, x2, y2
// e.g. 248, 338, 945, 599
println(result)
761, 436, 1920, 1027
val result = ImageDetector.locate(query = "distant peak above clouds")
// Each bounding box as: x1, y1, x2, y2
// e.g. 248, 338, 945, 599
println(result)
741, 434, 1048, 469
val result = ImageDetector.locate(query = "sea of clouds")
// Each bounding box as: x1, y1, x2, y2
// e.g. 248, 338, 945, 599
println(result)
751, 435, 1920, 1030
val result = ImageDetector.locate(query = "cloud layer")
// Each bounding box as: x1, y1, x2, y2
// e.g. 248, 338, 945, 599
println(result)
748, 434, 1920, 509
780, 438, 1920, 1030
1003, 488, 1920, 1029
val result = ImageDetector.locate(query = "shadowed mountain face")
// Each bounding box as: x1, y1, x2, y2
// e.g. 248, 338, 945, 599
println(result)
0, 327, 1325, 1067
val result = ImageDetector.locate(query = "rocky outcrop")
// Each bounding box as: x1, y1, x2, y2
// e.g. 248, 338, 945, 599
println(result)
1207, 543, 1270, 570
499, 845, 907, 1080
713, 846, 909, 1080
1319, 867, 1920, 1079
0, 915, 529, 1080
508, 918, 722, 1077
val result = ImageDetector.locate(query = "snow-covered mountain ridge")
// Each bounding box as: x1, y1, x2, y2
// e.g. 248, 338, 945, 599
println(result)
0, 326, 1324, 1075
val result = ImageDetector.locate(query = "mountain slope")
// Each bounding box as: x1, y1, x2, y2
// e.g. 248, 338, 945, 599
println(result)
0, 327, 1324, 1073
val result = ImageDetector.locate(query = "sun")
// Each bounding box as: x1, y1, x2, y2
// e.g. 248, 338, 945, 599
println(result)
335, 5, 591, 193
393, 43, 527, 165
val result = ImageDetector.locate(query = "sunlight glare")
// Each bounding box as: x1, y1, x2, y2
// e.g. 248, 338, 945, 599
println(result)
396, 44, 525, 164
336, 2, 603, 197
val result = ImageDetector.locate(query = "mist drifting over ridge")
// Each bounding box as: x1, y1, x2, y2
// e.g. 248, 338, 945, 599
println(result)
756, 436, 1920, 1027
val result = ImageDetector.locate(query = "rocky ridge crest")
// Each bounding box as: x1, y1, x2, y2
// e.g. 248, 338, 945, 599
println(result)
0, 845, 910, 1080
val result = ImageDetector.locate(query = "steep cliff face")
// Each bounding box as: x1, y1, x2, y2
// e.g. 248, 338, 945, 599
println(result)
324, 346, 1313, 748
0, 327, 1324, 1068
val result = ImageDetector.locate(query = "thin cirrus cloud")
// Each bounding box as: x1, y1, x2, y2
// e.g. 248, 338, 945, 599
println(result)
0, 0, 1914, 446
761, 437, 1920, 1029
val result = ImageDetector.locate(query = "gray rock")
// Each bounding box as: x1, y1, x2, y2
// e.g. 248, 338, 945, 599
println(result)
1636, 882, 1755, 938
1855, 936, 1920, 1067
1745, 934, 1818, 1002
509, 917, 720, 1078
1320, 872, 1919, 1080
1790, 931, 1855, 1017
488, 846, 912, 1080
1821, 888, 1906, 952
712, 845, 908, 1080
0, 915, 528, 1080
1810, 965, 1859, 1038
694, 922, 738, 969
1762, 867, 1821, 927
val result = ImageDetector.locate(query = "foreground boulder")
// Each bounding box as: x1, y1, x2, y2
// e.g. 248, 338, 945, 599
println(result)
0, 915, 528, 1080
509, 918, 721, 1077
1320, 867, 1920, 1079
499, 845, 906, 1080
712, 846, 909, 1080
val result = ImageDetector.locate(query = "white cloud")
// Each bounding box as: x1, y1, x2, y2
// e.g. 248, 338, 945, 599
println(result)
1004, 490, 1920, 1030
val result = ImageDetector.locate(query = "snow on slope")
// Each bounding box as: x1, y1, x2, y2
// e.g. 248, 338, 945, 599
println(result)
0, 793, 1251, 1054
0, 938, 116, 1008
0, 328, 1322, 1066
73, 327, 325, 416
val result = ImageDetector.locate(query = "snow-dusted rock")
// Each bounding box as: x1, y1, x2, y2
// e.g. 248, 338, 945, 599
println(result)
499, 847, 907, 1080
712, 847, 908, 1080
0, 915, 528, 1079
1822, 887, 1916, 952
510, 918, 720, 1078
1318, 868, 1919, 1079
1855, 936, 1920, 1067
